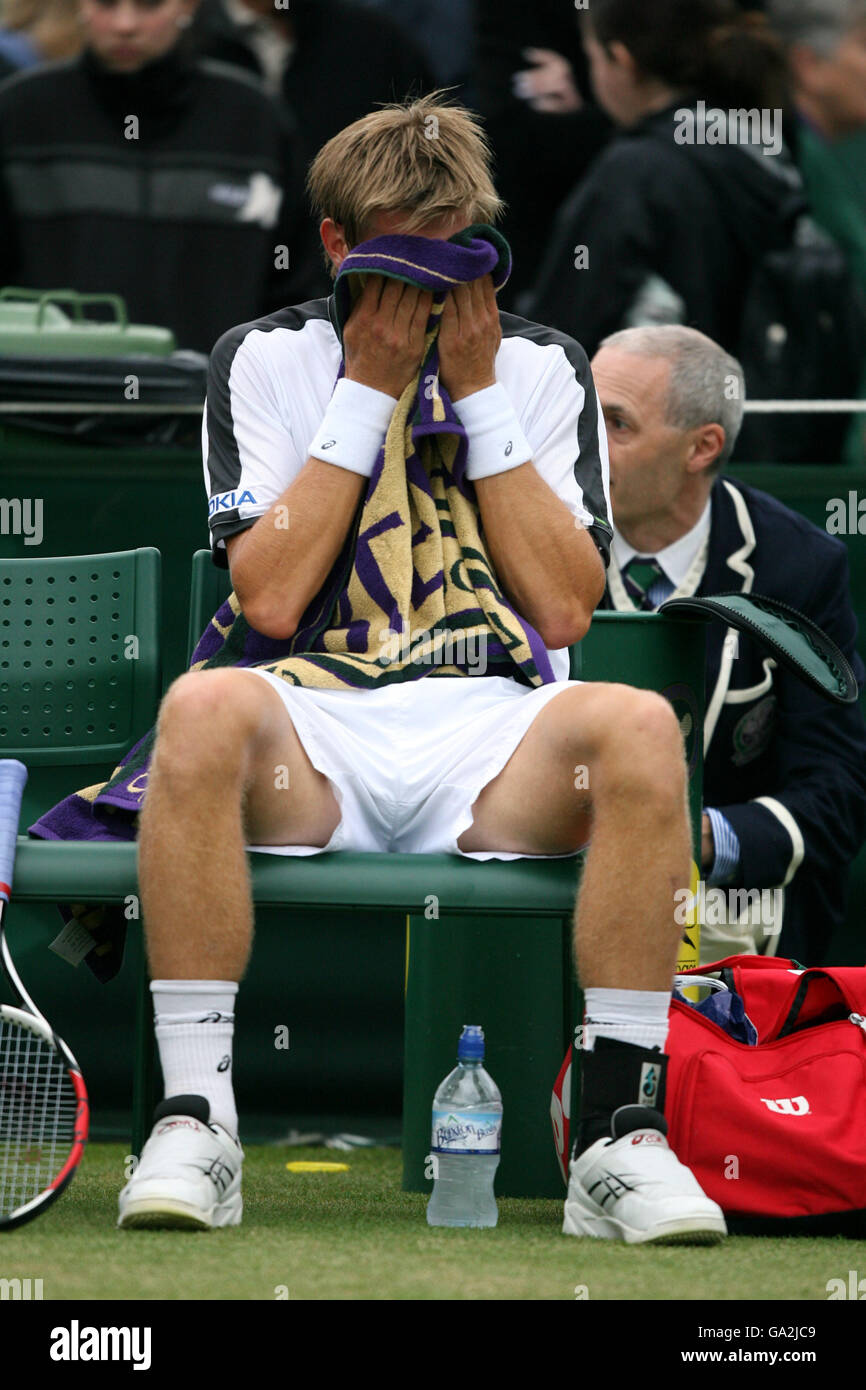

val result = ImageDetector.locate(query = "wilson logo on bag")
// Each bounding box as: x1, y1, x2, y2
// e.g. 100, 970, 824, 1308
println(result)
759, 1096, 811, 1116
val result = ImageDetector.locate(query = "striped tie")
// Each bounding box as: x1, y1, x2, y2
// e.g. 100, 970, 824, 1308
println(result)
623, 556, 666, 611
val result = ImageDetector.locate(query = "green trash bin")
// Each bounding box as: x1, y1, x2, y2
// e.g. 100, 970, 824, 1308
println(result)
402, 610, 707, 1201
0, 291, 207, 684
0, 287, 176, 356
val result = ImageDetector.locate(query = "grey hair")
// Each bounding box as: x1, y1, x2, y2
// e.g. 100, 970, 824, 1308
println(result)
598, 325, 746, 470
767, 0, 866, 56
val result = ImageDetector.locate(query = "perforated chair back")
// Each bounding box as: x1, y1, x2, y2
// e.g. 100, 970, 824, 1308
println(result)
0, 549, 161, 822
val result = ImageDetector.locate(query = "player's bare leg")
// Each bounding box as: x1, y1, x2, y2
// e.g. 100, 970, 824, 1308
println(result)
120, 669, 340, 1231
138, 668, 340, 980
460, 682, 726, 1243
459, 682, 688, 988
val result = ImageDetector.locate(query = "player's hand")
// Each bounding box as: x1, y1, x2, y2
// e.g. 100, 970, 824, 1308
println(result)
343, 275, 433, 399
437, 276, 501, 403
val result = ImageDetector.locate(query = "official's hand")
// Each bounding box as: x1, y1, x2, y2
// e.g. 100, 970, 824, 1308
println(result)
701, 813, 715, 871
343, 275, 433, 399
437, 275, 501, 403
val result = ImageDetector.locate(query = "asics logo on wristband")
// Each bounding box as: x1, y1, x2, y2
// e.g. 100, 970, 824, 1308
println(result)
319, 439, 336, 449
505, 441, 513, 455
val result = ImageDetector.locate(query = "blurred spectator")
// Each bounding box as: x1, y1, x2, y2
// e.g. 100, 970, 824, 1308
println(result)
190, 0, 434, 297
475, 0, 612, 308
0, 0, 82, 75
521, 0, 797, 358
0, 0, 318, 352
594, 324, 866, 963
769, 0, 866, 459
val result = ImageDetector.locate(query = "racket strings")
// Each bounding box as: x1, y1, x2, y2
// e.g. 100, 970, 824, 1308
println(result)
0, 1018, 78, 1217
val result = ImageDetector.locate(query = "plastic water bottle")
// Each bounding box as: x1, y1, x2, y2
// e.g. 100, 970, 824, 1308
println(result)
426, 1024, 502, 1228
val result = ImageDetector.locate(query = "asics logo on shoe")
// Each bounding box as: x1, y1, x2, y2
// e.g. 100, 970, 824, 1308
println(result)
588, 1171, 638, 1207
631, 1133, 664, 1146
202, 1157, 234, 1196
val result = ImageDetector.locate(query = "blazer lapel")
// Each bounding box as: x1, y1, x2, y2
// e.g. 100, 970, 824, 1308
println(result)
701, 478, 757, 752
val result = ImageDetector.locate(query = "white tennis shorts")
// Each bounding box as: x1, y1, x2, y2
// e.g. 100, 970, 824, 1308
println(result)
241, 670, 582, 860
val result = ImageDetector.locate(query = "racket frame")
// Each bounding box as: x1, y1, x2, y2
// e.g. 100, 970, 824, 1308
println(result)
0, 890, 90, 1230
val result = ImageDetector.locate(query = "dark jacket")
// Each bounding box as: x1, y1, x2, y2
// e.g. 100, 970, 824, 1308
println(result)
0, 46, 315, 352
606, 476, 866, 963
523, 103, 803, 358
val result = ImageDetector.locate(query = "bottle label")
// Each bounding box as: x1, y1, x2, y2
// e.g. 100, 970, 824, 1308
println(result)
431, 1109, 501, 1155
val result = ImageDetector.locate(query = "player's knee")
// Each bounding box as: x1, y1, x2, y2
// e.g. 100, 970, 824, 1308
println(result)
597, 686, 686, 802
155, 671, 265, 767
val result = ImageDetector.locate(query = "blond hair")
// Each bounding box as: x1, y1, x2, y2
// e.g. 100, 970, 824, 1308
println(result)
307, 91, 504, 273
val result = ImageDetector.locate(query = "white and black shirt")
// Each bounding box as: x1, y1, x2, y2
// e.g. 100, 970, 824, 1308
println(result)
203, 295, 613, 573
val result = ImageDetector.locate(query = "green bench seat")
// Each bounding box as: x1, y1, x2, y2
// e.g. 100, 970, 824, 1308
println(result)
12, 840, 582, 913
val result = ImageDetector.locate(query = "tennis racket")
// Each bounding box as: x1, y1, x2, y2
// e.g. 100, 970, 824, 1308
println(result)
0, 759, 89, 1229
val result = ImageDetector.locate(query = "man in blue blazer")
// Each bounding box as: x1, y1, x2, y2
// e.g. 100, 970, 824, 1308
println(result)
592, 324, 866, 963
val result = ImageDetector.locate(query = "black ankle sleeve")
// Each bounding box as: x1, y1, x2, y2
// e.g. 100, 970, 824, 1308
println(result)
574, 1039, 668, 1156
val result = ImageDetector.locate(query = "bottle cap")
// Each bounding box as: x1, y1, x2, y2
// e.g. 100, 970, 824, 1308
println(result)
458, 1024, 485, 1061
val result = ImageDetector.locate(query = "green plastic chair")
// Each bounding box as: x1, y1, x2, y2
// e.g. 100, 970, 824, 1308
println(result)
188, 548, 231, 663
1, 548, 161, 1158
0, 548, 161, 825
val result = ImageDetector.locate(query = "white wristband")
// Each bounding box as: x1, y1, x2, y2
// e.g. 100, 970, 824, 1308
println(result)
308, 377, 398, 477
455, 382, 534, 481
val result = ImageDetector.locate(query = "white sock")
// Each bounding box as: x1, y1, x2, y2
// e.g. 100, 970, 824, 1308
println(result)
583, 987, 670, 1052
152, 980, 239, 1137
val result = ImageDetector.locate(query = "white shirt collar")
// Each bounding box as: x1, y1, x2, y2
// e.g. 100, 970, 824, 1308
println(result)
612, 499, 711, 589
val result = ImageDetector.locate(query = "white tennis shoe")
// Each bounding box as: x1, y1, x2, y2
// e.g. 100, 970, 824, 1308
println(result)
118, 1096, 243, 1230
563, 1106, 727, 1245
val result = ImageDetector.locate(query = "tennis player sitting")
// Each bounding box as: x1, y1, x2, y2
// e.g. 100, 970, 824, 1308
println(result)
118, 94, 726, 1244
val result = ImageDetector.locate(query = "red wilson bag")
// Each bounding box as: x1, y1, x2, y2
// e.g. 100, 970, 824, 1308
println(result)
551, 956, 866, 1231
